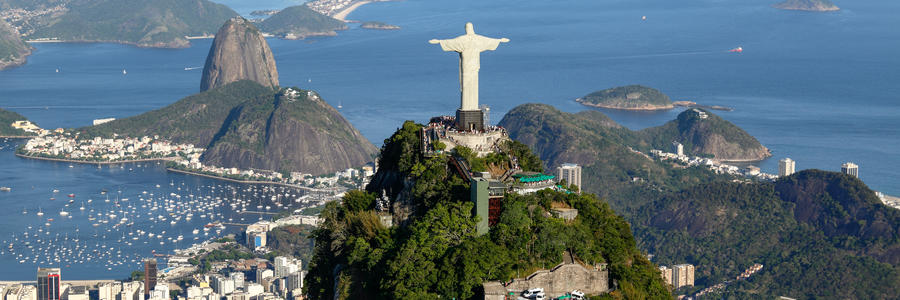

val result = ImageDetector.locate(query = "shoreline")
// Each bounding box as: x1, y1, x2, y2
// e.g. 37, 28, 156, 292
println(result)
0, 135, 35, 139
333, 1, 372, 21
15, 153, 176, 165
166, 168, 338, 193
576, 100, 674, 111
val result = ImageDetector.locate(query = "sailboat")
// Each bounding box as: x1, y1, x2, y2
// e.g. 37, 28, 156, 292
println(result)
122, 69, 127, 75
337, 100, 343, 109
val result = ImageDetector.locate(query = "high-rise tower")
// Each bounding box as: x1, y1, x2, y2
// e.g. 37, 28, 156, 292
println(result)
37, 267, 61, 300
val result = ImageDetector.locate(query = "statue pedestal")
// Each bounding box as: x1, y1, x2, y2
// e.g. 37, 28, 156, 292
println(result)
456, 109, 484, 131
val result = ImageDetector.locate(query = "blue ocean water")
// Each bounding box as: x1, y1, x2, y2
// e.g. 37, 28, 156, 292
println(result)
1, 0, 899, 278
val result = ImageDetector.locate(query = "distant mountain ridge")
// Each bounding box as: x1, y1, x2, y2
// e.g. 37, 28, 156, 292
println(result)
200, 17, 279, 92
20, 0, 238, 48
257, 5, 347, 39
499, 104, 769, 166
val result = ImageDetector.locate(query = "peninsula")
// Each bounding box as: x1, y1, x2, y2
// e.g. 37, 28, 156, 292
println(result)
774, 0, 840, 12
0, 20, 32, 70
576, 85, 675, 110
0, 108, 39, 137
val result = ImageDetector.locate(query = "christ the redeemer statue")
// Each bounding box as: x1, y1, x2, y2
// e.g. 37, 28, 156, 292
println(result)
430, 22, 508, 131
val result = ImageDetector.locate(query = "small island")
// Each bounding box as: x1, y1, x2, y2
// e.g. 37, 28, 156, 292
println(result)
774, 0, 839, 12
360, 21, 401, 30
576, 85, 674, 111
257, 5, 348, 39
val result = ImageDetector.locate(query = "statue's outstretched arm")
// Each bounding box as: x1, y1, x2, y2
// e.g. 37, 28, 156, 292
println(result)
499, 38, 510, 43
429, 39, 441, 44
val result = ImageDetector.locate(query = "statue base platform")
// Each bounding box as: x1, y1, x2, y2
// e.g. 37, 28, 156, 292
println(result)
456, 109, 484, 131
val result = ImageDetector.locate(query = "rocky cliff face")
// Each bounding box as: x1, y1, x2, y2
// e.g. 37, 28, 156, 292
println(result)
199, 89, 377, 174
200, 17, 279, 91
0, 20, 32, 70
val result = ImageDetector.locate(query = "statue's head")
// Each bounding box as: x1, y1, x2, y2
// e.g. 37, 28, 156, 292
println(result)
465, 22, 474, 34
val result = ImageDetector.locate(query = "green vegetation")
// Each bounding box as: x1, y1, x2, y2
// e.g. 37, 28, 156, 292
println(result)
451, 140, 542, 174
304, 121, 670, 299
24, 0, 237, 47
130, 270, 144, 281
577, 85, 673, 110
499, 103, 900, 298
258, 5, 346, 38
195, 243, 253, 273
636, 108, 770, 161
299, 205, 326, 216
0, 108, 36, 136
79, 80, 275, 145
267, 224, 317, 268
499, 104, 729, 213
635, 170, 900, 299
0, 20, 31, 69
79, 80, 376, 174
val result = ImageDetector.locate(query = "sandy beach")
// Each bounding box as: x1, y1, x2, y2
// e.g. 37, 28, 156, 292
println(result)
333, 1, 372, 21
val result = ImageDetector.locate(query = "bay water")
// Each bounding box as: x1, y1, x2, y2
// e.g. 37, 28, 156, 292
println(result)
1, 0, 899, 278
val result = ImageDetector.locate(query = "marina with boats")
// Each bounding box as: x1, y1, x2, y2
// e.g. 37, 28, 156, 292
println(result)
0, 138, 341, 279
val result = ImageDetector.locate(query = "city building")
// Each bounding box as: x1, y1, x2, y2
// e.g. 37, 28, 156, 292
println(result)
274, 257, 301, 279
286, 272, 303, 292
672, 141, 684, 157
245, 284, 264, 297
659, 266, 673, 286
779, 158, 796, 177
119, 282, 143, 300
144, 259, 158, 296
149, 284, 169, 300
62, 285, 89, 300
98, 282, 122, 300
37, 267, 61, 300
211, 276, 235, 295
841, 162, 859, 178
557, 163, 582, 190
673, 264, 695, 288
230, 272, 245, 290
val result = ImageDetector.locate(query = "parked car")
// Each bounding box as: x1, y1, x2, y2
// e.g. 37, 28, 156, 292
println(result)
523, 288, 546, 299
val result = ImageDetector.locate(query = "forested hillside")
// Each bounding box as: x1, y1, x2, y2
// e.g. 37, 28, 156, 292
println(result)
304, 121, 670, 299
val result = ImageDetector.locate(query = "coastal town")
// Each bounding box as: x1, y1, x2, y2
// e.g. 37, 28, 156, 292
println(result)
15, 125, 374, 193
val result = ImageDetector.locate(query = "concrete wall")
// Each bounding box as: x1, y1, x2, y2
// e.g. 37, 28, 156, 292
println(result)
484, 263, 608, 299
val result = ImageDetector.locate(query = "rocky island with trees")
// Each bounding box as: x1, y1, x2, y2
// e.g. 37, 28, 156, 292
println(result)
576, 85, 675, 111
